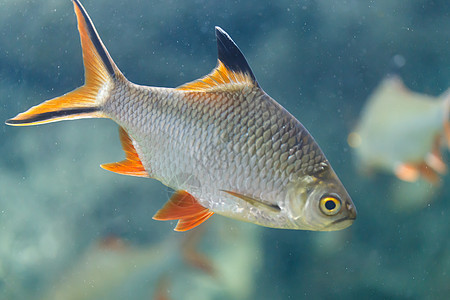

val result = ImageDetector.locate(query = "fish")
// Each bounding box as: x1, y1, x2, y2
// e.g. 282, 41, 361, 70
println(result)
6, 0, 356, 231
348, 76, 450, 184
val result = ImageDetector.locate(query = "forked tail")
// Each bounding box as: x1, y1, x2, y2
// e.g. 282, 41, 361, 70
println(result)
6, 0, 121, 126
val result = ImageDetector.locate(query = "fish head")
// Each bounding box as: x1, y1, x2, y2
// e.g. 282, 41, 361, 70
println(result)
285, 165, 356, 231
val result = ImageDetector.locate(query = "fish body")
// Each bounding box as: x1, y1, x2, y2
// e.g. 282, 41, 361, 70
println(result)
107, 80, 333, 229
6, 0, 356, 231
349, 76, 450, 183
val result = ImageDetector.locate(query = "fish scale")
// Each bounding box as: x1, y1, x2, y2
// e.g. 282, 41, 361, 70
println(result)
6, 0, 356, 231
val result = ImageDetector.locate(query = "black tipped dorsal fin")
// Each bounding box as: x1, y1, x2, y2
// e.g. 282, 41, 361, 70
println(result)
215, 27, 257, 84
177, 26, 258, 92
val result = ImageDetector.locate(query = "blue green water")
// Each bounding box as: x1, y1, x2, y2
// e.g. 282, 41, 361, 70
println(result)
1, 0, 449, 299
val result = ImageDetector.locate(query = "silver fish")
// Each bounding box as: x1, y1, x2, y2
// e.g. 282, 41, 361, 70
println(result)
6, 0, 356, 231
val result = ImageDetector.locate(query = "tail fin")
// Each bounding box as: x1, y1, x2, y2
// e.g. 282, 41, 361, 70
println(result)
6, 0, 120, 126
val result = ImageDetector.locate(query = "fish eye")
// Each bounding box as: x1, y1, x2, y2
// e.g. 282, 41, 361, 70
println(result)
319, 195, 341, 216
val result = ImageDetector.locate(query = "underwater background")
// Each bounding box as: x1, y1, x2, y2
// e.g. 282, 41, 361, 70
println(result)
1, 0, 449, 299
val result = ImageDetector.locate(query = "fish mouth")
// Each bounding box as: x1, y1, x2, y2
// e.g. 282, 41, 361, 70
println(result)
331, 215, 356, 225
324, 214, 356, 231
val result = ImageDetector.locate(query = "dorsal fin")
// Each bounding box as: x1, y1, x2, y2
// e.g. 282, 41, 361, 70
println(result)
153, 190, 214, 231
176, 26, 258, 92
215, 26, 257, 83
101, 127, 149, 177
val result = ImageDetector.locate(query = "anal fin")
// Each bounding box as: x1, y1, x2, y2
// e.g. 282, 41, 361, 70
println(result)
153, 190, 214, 231
101, 126, 149, 177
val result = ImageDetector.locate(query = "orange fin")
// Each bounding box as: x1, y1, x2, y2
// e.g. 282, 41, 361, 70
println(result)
153, 190, 214, 232
175, 212, 215, 232
418, 162, 441, 185
222, 190, 280, 212
176, 27, 258, 92
395, 162, 441, 184
394, 163, 420, 182
425, 152, 447, 174
5, 0, 120, 126
101, 127, 148, 177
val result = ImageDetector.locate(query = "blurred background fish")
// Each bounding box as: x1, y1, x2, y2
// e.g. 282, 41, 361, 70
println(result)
41, 220, 261, 300
348, 75, 450, 184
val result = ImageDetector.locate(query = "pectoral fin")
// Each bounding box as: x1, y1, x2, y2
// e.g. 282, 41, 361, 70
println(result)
153, 190, 214, 231
222, 190, 280, 212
